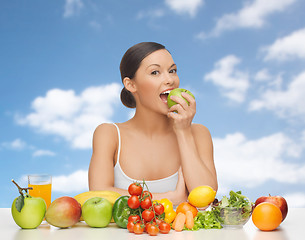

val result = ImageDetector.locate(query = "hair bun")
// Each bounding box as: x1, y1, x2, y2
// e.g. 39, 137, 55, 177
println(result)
120, 87, 136, 108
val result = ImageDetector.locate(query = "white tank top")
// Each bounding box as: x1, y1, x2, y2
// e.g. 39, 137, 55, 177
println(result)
112, 123, 178, 193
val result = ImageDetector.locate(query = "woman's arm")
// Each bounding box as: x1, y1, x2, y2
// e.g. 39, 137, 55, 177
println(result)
175, 124, 218, 192
88, 123, 188, 205
168, 92, 218, 192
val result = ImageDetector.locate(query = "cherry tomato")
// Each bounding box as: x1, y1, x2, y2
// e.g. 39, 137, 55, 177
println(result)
153, 218, 163, 225
142, 209, 154, 222
140, 196, 152, 209
128, 195, 140, 209
144, 222, 152, 232
133, 223, 144, 234
142, 190, 152, 199
146, 224, 159, 236
127, 221, 135, 233
128, 214, 141, 223
154, 203, 164, 215
159, 222, 171, 234
128, 183, 143, 196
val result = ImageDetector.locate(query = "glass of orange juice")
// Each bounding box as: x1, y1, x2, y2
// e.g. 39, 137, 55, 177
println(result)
28, 174, 52, 208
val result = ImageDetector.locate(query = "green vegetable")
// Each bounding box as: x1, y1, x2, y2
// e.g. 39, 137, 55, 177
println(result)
189, 210, 222, 230
213, 190, 254, 226
185, 190, 253, 230
112, 196, 131, 228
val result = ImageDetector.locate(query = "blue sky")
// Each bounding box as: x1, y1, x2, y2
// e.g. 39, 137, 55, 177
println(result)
1, 0, 305, 208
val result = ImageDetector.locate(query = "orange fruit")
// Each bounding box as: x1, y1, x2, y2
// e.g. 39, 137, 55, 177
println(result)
252, 202, 282, 231
176, 202, 198, 218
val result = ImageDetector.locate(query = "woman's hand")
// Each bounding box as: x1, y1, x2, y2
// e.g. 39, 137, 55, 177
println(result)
167, 92, 196, 131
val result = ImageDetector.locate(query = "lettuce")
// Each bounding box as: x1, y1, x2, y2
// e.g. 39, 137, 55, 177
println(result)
187, 190, 253, 230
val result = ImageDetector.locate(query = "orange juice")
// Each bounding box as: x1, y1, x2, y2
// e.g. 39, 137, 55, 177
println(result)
28, 183, 52, 208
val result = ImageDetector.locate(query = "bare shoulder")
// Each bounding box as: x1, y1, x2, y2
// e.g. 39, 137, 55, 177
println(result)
94, 123, 117, 136
92, 123, 118, 150
191, 123, 212, 139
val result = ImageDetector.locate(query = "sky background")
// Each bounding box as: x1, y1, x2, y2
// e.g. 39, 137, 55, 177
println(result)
1, 0, 305, 208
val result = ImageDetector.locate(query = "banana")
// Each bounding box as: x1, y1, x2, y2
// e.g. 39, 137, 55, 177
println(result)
74, 190, 121, 221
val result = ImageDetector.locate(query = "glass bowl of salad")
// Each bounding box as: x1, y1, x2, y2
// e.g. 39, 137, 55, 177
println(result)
212, 191, 254, 229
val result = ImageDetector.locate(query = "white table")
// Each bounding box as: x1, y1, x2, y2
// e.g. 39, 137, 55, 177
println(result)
0, 208, 304, 240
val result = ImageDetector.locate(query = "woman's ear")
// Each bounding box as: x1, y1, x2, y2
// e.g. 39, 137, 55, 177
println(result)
123, 77, 137, 93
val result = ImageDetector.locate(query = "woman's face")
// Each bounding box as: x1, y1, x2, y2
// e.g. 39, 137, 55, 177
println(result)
132, 49, 180, 114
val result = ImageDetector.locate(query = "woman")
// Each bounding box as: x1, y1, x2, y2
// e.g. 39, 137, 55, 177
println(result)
88, 42, 217, 205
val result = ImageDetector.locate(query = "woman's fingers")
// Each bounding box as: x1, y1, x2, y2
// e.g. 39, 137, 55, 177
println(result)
169, 95, 189, 110
181, 92, 196, 108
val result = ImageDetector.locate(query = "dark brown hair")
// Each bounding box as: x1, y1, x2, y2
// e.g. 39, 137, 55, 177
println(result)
120, 42, 166, 108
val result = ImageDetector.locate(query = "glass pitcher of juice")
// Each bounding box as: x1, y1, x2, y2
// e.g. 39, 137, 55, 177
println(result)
28, 174, 52, 208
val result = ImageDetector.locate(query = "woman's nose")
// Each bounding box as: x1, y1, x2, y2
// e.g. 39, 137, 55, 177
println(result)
164, 73, 175, 85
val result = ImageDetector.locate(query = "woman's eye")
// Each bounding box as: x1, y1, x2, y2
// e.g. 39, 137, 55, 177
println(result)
151, 70, 159, 75
170, 68, 177, 74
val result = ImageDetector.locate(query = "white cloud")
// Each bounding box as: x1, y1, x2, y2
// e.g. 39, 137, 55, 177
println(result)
284, 192, 305, 208
214, 132, 305, 194
249, 71, 305, 121
63, 0, 84, 18
16, 83, 121, 149
1, 138, 27, 151
33, 150, 56, 157
165, 0, 204, 17
204, 55, 249, 103
52, 170, 88, 193
254, 68, 272, 82
199, 0, 296, 39
262, 28, 305, 61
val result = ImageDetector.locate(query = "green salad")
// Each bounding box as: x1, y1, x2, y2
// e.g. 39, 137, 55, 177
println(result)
213, 190, 254, 226
188, 190, 253, 230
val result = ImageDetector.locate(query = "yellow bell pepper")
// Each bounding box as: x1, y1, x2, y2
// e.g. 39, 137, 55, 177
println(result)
158, 198, 176, 223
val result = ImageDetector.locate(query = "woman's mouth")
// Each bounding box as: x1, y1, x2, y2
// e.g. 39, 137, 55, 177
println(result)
160, 90, 171, 103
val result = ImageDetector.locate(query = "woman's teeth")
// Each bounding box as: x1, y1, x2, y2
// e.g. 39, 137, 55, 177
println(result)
160, 90, 171, 103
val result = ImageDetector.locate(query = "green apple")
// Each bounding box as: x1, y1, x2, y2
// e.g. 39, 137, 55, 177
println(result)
11, 194, 46, 229
167, 88, 195, 108
82, 197, 113, 228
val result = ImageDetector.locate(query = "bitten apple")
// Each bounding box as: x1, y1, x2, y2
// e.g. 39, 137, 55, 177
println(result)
45, 196, 81, 228
255, 195, 288, 222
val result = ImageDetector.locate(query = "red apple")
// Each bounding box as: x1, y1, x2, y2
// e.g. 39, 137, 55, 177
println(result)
255, 194, 288, 222
45, 196, 82, 228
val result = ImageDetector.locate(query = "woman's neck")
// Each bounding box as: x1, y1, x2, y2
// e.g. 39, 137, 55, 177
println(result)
130, 108, 173, 135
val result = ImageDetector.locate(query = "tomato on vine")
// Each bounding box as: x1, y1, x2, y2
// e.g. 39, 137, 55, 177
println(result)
146, 223, 159, 236
128, 195, 140, 209
142, 209, 154, 222
140, 196, 152, 209
133, 222, 144, 234
127, 221, 135, 233
154, 203, 164, 215
128, 183, 143, 196
125, 180, 171, 236
142, 190, 152, 199
159, 222, 171, 234
128, 214, 141, 223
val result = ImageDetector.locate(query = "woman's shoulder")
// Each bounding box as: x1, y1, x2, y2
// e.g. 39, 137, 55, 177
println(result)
93, 123, 118, 140
95, 122, 116, 132
191, 123, 212, 138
